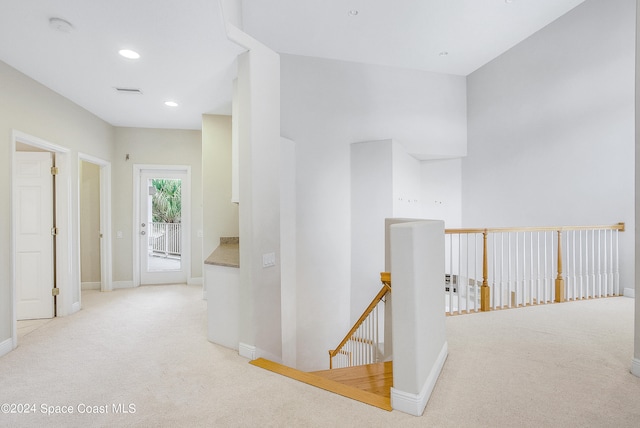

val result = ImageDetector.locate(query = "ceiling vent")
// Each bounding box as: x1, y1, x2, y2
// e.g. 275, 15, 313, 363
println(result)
114, 87, 143, 95
49, 17, 74, 33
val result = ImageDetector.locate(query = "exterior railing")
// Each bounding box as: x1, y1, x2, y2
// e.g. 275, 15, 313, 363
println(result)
328, 273, 391, 369
149, 222, 182, 257
445, 223, 624, 315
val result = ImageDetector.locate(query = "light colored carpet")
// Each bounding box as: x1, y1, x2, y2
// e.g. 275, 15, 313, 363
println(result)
0, 285, 638, 427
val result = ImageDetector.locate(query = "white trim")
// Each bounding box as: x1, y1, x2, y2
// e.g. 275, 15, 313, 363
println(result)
78, 153, 113, 293
12, 130, 70, 154
71, 302, 81, 313
54, 151, 75, 316
82, 282, 101, 290
188, 277, 203, 286
11, 131, 76, 346
10, 136, 16, 347
113, 281, 135, 289
0, 338, 14, 357
239, 342, 256, 360
623, 287, 635, 298
631, 358, 640, 378
391, 342, 448, 416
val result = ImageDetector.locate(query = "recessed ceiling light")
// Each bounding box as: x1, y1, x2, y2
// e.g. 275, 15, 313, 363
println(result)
49, 17, 74, 33
439, 51, 449, 56
505, 0, 514, 3
348, 10, 359, 16
118, 49, 140, 60
164, 101, 179, 107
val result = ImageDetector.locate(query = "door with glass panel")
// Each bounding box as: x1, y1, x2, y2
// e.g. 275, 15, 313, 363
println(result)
139, 169, 189, 285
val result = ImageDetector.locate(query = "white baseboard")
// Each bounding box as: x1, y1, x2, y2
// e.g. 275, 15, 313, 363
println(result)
632, 358, 640, 378
391, 341, 448, 416
624, 288, 635, 298
71, 302, 81, 314
255, 348, 283, 365
113, 281, 134, 289
188, 277, 203, 286
0, 337, 14, 357
239, 342, 256, 360
81, 282, 101, 290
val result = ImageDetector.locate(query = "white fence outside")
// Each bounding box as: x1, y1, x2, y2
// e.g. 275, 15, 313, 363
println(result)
149, 222, 182, 258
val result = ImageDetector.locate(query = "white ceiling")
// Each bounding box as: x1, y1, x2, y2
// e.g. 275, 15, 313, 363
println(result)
0, 0, 586, 130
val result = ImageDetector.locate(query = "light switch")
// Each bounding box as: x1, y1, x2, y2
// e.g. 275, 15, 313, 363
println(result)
116, 231, 123, 239
262, 252, 276, 267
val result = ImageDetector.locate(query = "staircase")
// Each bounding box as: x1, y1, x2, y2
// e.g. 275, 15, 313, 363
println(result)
328, 273, 391, 369
249, 273, 394, 411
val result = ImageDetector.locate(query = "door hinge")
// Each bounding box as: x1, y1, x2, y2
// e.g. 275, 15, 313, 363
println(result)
51, 227, 59, 236
51, 166, 59, 175
52, 288, 60, 296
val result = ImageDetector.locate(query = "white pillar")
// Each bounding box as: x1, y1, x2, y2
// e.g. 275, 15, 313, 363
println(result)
632, 0, 640, 378
390, 220, 448, 415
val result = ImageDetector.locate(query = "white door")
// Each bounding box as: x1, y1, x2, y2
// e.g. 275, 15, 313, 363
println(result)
139, 169, 189, 285
15, 152, 55, 320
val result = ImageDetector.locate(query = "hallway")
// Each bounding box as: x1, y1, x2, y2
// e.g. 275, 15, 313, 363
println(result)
0, 285, 638, 427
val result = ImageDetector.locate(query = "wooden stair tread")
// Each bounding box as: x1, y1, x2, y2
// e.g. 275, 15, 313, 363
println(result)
249, 358, 392, 411
312, 361, 393, 398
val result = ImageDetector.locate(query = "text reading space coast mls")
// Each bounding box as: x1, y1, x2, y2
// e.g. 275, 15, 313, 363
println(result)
2, 403, 136, 415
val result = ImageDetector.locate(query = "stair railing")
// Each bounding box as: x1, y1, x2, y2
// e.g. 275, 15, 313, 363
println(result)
445, 223, 625, 315
328, 273, 391, 369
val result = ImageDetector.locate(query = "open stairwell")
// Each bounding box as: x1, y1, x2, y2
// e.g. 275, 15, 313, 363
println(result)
249, 273, 394, 411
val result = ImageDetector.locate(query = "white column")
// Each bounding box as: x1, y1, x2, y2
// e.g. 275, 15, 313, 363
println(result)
632, 0, 640, 378
390, 220, 448, 415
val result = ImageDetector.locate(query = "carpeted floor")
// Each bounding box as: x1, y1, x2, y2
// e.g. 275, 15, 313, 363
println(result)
0, 284, 638, 427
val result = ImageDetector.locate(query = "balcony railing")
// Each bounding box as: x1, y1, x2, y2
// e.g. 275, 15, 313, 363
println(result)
445, 223, 624, 315
327, 223, 624, 370
149, 222, 182, 257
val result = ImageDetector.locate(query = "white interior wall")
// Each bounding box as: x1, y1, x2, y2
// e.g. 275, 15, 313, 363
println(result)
392, 142, 422, 219
201, 114, 238, 262
281, 54, 466, 371
351, 140, 394, 325
280, 137, 297, 367
463, 0, 635, 290
235, 46, 283, 362
80, 161, 101, 285
633, 0, 640, 378
112, 127, 203, 286
421, 159, 462, 228
0, 60, 114, 354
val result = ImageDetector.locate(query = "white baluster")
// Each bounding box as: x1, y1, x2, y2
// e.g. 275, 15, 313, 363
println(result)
571, 231, 576, 301
449, 235, 454, 315
529, 232, 534, 305
615, 230, 620, 295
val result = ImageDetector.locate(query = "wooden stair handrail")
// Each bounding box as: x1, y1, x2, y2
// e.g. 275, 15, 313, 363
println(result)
329, 273, 391, 365
445, 222, 625, 235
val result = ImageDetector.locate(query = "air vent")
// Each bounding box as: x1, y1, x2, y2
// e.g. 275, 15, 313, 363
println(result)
114, 87, 143, 95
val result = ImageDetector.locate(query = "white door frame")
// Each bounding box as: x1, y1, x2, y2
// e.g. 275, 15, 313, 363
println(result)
78, 153, 113, 292
11, 130, 77, 348
133, 164, 191, 286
